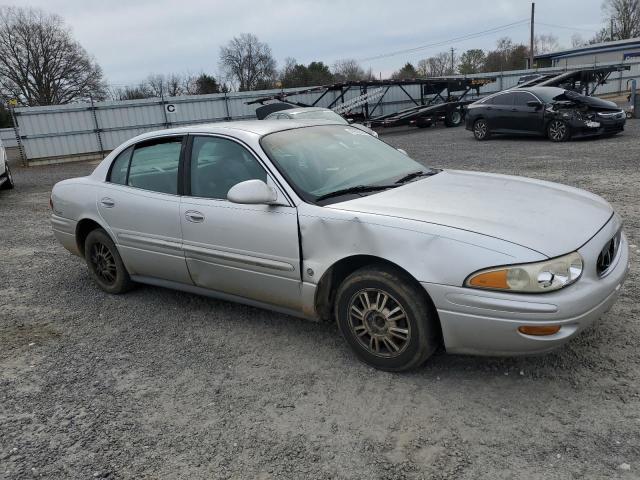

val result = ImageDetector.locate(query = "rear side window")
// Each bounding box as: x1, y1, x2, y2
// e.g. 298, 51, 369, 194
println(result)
128, 138, 183, 195
108, 147, 132, 185
484, 93, 512, 105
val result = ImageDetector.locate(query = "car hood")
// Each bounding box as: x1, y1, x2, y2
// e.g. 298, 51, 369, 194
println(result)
555, 91, 619, 110
329, 170, 613, 258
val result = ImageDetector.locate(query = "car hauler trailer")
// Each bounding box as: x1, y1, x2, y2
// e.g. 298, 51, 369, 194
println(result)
515, 65, 631, 95
247, 77, 496, 130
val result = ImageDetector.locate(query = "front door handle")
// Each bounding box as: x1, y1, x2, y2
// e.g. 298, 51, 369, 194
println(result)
185, 210, 205, 223
100, 197, 115, 208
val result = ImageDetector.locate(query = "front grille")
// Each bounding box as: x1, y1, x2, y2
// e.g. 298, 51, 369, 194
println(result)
596, 230, 622, 277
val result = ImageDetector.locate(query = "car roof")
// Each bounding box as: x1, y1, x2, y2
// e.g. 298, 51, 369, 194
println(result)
518, 86, 566, 94
286, 107, 332, 115
127, 118, 338, 141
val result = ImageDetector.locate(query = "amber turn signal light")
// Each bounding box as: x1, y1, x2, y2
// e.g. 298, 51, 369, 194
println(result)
468, 269, 508, 289
517, 325, 561, 336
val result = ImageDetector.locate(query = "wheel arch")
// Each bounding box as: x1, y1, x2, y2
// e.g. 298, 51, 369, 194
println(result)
313, 254, 442, 340
75, 217, 113, 257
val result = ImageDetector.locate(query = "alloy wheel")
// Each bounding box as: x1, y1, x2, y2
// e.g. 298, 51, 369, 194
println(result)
90, 242, 117, 285
474, 120, 487, 139
450, 111, 462, 125
347, 288, 411, 358
549, 121, 567, 141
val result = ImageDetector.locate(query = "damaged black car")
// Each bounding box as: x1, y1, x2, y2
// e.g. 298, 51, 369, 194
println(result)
465, 86, 626, 142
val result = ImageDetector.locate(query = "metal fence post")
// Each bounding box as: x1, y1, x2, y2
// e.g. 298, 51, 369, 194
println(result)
89, 96, 105, 157
224, 93, 231, 121
9, 106, 27, 166
160, 94, 170, 128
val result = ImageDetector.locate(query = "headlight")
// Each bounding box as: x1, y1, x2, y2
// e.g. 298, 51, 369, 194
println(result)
465, 252, 583, 293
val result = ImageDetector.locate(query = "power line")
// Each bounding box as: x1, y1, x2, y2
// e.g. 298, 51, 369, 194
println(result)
536, 21, 599, 33
359, 19, 530, 62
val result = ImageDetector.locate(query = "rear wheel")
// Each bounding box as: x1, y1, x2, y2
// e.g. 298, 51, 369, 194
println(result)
473, 119, 490, 141
0, 162, 14, 190
335, 266, 439, 372
547, 120, 570, 142
444, 109, 463, 127
84, 228, 133, 294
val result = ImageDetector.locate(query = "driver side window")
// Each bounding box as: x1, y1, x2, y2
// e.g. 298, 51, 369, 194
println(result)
190, 136, 267, 199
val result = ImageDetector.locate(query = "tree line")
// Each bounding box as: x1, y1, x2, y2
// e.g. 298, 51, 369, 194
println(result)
0, 0, 638, 113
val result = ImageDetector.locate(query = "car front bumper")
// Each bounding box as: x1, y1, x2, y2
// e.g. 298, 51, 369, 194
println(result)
570, 116, 626, 138
423, 215, 630, 356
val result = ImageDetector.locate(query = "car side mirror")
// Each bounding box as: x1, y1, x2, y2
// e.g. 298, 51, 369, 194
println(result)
397, 148, 408, 156
347, 118, 355, 124
527, 100, 543, 109
227, 179, 278, 205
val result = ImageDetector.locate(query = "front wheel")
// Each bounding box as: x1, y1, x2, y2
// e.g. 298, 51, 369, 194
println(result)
335, 266, 440, 372
0, 162, 14, 190
84, 228, 133, 294
547, 120, 570, 142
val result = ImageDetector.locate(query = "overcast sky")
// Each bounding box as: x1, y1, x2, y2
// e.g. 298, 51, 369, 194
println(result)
19, 0, 606, 86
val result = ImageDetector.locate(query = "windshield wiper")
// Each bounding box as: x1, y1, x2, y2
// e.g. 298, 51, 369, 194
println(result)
394, 169, 439, 184
315, 184, 396, 202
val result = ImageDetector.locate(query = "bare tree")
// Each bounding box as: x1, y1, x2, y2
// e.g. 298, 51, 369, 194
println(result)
603, 0, 640, 39
332, 59, 366, 82
534, 33, 561, 54
0, 6, 106, 106
417, 52, 452, 77
219, 33, 276, 91
571, 33, 586, 48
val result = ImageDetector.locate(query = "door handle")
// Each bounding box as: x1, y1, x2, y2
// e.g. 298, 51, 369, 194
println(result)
185, 210, 205, 223
100, 197, 115, 208
510, 108, 517, 112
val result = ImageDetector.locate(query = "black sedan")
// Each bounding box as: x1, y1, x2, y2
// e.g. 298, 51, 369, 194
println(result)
465, 86, 626, 142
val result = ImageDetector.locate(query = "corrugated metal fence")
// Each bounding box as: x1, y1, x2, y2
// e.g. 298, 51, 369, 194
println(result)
11, 60, 640, 165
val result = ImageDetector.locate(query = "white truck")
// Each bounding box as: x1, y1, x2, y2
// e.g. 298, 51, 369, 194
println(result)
0, 138, 14, 191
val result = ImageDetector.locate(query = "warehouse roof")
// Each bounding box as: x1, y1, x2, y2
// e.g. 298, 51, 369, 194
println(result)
534, 37, 640, 60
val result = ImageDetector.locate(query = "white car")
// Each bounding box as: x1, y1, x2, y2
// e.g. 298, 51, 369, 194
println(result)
0, 138, 14, 191
50, 120, 628, 371
264, 107, 379, 137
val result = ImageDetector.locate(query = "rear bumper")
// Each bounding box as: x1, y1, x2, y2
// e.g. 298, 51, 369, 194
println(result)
51, 214, 80, 256
423, 216, 630, 356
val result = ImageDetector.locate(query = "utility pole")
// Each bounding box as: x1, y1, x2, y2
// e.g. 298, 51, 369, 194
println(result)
529, 2, 535, 69
610, 18, 615, 41
450, 47, 455, 75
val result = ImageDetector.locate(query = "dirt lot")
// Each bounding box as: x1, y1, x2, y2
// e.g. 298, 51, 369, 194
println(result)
1, 122, 639, 479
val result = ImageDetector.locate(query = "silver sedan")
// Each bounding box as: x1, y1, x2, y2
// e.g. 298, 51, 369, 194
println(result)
50, 121, 629, 371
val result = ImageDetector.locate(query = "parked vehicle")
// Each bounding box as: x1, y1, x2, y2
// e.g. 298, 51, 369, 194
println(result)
466, 86, 626, 142
51, 121, 629, 371
0, 139, 14, 191
263, 106, 379, 137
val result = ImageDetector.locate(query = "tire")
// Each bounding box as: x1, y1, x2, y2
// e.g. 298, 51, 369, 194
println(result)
472, 119, 490, 141
84, 228, 133, 294
335, 265, 440, 372
0, 162, 14, 190
547, 120, 571, 142
444, 109, 463, 127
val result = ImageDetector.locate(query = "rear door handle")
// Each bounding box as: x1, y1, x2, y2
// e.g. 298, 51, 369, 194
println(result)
185, 210, 205, 223
100, 197, 115, 208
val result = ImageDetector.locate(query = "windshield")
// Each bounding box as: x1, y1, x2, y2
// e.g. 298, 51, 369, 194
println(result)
291, 110, 348, 124
261, 125, 433, 203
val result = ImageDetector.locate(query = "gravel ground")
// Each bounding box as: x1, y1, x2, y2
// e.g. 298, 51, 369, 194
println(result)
1, 122, 639, 479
